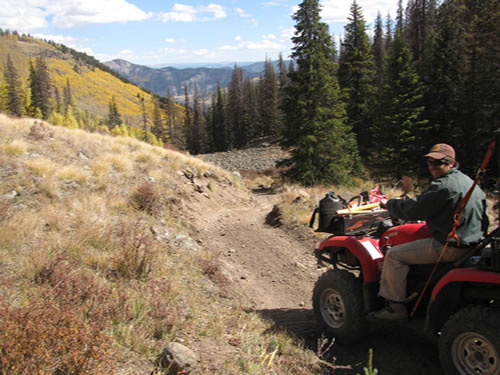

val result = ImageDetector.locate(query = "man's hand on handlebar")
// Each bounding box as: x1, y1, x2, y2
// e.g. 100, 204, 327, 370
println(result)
379, 198, 388, 209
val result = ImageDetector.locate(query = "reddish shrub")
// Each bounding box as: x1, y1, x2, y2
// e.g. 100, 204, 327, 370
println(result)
130, 182, 163, 216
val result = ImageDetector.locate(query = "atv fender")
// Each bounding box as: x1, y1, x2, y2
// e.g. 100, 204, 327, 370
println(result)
318, 236, 383, 282
379, 222, 432, 248
427, 268, 500, 333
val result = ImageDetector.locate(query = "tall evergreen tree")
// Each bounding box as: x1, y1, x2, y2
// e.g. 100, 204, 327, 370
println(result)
107, 96, 122, 129
166, 88, 182, 147
385, 14, 394, 51
141, 96, 150, 143
211, 82, 228, 151
29, 56, 52, 119
53, 87, 62, 114
278, 52, 289, 92
4, 55, 24, 117
396, 0, 404, 34
260, 57, 281, 137
373, 31, 429, 177
338, 0, 377, 154
190, 84, 206, 154
372, 12, 386, 89
183, 84, 193, 151
227, 65, 246, 148
63, 78, 74, 114
152, 98, 166, 142
404, 0, 438, 69
281, 0, 361, 186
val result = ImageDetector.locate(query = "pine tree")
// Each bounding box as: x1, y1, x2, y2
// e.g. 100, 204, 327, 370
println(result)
372, 12, 386, 89
243, 76, 259, 141
278, 52, 289, 92
190, 84, 206, 154
4, 55, 24, 117
385, 14, 394, 51
338, 0, 377, 154
29, 56, 52, 119
260, 58, 282, 137
152, 98, 166, 142
373, 31, 429, 177
183, 84, 192, 151
107, 96, 122, 129
211, 82, 228, 151
227, 65, 245, 148
281, 0, 361, 186
63, 78, 74, 114
404, 0, 438, 69
53, 87, 62, 114
166, 87, 182, 147
140, 96, 150, 143
396, 0, 404, 35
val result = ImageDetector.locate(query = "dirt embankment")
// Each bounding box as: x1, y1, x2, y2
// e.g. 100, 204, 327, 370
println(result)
192, 147, 444, 374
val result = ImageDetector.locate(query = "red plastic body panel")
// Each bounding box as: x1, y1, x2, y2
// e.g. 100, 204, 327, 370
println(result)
431, 267, 500, 301
379, 223, 432, 248
319, 236, 383, 282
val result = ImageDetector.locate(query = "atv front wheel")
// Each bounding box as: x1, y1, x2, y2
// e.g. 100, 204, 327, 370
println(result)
312, 269, 367, 344
439, 305, 500, 375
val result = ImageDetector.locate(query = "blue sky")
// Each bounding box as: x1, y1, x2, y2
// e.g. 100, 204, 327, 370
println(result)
1, 0, 405, 67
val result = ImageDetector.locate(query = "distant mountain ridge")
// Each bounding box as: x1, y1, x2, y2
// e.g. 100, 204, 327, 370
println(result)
103, 59, 285, 100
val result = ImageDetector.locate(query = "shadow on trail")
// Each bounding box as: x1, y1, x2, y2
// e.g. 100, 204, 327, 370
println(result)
251, 186, 275, 195
258, 307, 443, 375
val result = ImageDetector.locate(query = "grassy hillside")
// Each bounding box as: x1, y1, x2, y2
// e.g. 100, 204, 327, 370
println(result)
0, 114, 321, 374
0, 33, 184, 129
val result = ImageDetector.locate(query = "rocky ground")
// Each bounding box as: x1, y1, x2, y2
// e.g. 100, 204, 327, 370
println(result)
193, 146, 444, 374
199, 144, 288, 173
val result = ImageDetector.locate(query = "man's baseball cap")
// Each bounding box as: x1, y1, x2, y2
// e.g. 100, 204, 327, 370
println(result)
425, 143, 456, 161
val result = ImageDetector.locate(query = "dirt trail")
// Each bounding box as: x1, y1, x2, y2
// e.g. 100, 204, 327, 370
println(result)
189, 186, 443, 374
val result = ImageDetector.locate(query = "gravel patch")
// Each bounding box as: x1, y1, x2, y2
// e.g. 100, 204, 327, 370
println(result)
198, 146, 288, 172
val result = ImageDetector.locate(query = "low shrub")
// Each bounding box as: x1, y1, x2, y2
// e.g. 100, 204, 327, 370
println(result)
0, 258, 115, 374
130, 182, 163, 216
111, 222, 159, 280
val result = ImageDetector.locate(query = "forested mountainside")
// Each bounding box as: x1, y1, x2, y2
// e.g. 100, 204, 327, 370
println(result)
104, 59, 265, 100
0, 32, 185, 143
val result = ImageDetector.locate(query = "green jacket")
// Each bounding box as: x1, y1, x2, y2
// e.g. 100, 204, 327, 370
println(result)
387, 168, 488, 247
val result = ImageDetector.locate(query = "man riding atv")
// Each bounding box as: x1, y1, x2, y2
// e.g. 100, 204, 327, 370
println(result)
370, 143, 489, 322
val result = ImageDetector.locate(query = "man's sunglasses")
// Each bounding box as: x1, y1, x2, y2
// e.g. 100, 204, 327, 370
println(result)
426, 158, 448, 167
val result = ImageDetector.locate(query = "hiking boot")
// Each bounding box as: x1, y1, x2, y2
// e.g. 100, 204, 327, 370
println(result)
368, 302, 408, 323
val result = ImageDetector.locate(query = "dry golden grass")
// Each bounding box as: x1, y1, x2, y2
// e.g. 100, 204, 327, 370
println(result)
0, 139, 28, 156
0, 114, 320, 375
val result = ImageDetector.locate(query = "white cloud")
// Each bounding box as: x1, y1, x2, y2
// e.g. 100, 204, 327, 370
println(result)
263, 33, 276, 40
161, 3, 226, 23
235, 35, 242, 41
120, 49, 132, 54
263, 0, 289, 7
0, 0, 152, 31
219, 44, 238, 51
0, 1, 48, 31
194, 48, 209, 56
321, 0, 406, 24
219, 38, 283, 52
235, 8, 251, 18
165, 38, 176, 44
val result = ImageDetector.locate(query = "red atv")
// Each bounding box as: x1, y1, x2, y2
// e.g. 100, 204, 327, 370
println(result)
310, 190, 500, 375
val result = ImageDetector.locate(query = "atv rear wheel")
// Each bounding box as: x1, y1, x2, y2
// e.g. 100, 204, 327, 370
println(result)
439, 305, 500, 375
312, 269, 367, 344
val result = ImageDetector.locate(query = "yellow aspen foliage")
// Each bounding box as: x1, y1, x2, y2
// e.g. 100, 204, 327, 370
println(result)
63, 105, 79, 129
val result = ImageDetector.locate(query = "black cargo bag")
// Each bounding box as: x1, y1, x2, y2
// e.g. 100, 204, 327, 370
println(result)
309, 192, 346, 233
